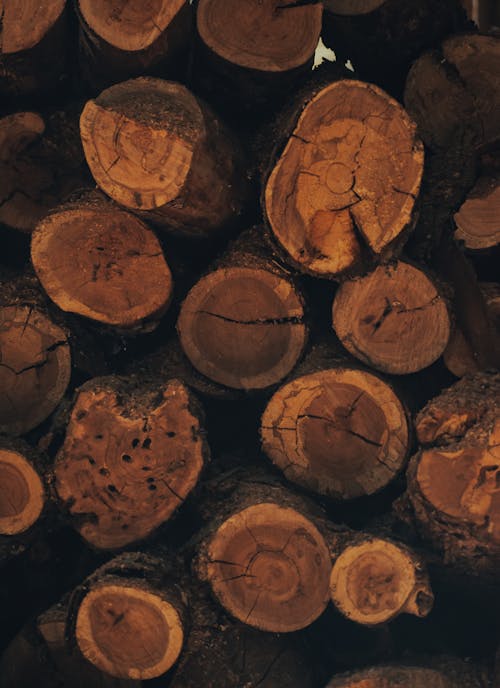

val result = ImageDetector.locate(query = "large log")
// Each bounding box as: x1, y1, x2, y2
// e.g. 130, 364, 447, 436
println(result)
31, 191, 173, 332
76, 0, 192, 91
263, 80, 423, 279
177, 227, 307, 391
332, 261, 451, 374
53, 375, 208, 549
0, 0, 69, 102
67, 552, 186, 680
80, 77, 248, 237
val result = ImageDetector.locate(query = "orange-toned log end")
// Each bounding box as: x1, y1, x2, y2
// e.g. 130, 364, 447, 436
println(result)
80, 77, 245, 235
177, 267, 307, 390
329, 538, 433, 626
197, 503, 331, 632
0, 449, 45, 536
261, 368, 409, 500
454, 174, 500, 251
75, 582, 184, 680
196, 0, 322, 73
332, 261, 451, 374
54, 378, 207, 549
326, 665, 471, 687
0, 306, 71, 435
0, 0, 65, 55
31, 201, 173, 330
264, 80, 423, 278
78, 0, 186, 52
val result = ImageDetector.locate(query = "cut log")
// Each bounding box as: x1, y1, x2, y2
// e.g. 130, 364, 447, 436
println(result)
403, 372, 500, 582
80, 77, 248, 237
329, 536, 433, 625
195, 475, 332, 632
261, 364, 409, 500
264, 80, 423, 279
0, 304, 71, 435
326, 662, 485, 688
194, 0, 322, 112
454, 173, 500, 252
322, 0, 468, 96
177, 227, 307, 390
31, 191, 173, 331
0, 110, 89, 234
0, 0, 68, 101
76, 0, 191, 91
444, 282, 500, 378
405, 34, 500, 152
332, 261, 451, 374
0, 443, 45, 538
68, 552, 186, 680
53, 376, 208, 549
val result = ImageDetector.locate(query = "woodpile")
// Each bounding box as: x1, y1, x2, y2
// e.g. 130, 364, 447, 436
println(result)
0, 1, 499, 686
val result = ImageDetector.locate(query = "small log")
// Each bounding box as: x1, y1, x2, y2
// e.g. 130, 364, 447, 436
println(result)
0, 110, 89, 234
261, 360, 410, 500
67, 552, 186, 680
80, 77, 248, 237
194, 0, 322, 113
263, 80, 423, 279
326, 662, 485, 688
405, 34, 500, 152
53, 375, 208, 549
31, 191, 173, 332
177, 227, 307, 390
454, 172, 500, 252
402, 371, 500, 583
194, 473, 332, 632
332, 261, 451, 374
76, 0, 191, 91
0, 0, 68, 101
329, 536, 433, 625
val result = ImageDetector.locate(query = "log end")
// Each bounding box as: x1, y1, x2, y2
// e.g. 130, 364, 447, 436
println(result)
0, 448, 45, 536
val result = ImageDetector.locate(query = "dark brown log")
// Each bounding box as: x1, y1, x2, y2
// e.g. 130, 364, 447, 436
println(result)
53, 375, 208, 549
67, 552, 186, 680
405, 34, 500, 152
177, 227, 308, 391
261, 358, 410, 500
332, 261, 451, 374
80, 77, 249, 237
0, 110, 89, 234
402, 371, 500, 583
326, 661, 485, 687
76, 0, 192, 92
263, 80, 423, 279
31, 191, 173, 332
0, 0, 69, 102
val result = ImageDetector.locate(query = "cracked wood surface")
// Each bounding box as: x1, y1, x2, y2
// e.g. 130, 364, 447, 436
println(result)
332, 261, 450, 374
80, 77, 248, 236
196, 0, 322, 73
177, 265, 307, 390
31, 193, 173, 330
264, 80, 423, 278
261, 367, 409, 499
0, 305, 71, 435
54, 377, 208, 549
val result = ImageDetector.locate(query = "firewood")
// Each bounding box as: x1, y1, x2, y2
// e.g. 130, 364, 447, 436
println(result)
194, 0, 322, 112
329, 536, 433, 626
177, 227, 307, 391
31, 191, 173, 332
332, 261, 451, 374
261, 354, 410, 500
401, 371, 500, 583
0, 110, 88, 234
80, 77, 248, 237
325, 662, 485, 687
53, 375, 208, 549
454, 172, 500, 252
0, 0, 68, 101
263, 80, 423, 279
67, 552, 186, 680
322, 0, 468, 96
76, 0, 192, 91
194, 472, 332, 632
405, 34, 500, 152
